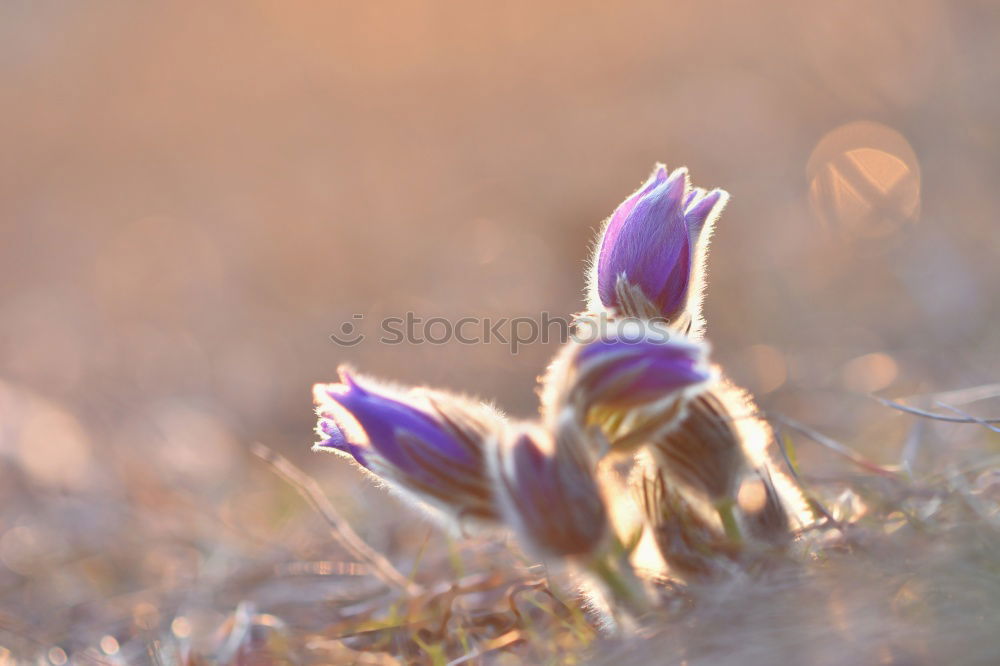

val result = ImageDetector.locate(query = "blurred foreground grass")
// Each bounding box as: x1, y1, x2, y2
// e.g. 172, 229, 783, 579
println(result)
2, 392, 998, 665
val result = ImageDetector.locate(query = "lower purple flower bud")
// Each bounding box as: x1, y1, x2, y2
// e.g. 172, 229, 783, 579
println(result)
490, 421, 608, 559
313, 367, 507, 526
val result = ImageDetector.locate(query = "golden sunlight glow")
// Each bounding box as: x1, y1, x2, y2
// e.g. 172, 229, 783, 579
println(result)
737, 478, 768, 514
807, 121, 920, 239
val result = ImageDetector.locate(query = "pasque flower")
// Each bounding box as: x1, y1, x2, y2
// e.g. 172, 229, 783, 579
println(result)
490, 420, 607, 559
645, 386, 750, 542
490, 417, 651, 619
309, 157, 811, 612
648, 387, 746, 504
588, 164, 728, 336
636, 458, 796, 581
648, 379, 810, 544
541, 319, 714, 451
313, 367, 507, 527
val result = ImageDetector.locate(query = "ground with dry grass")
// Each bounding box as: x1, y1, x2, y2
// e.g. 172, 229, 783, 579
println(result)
4, 399, 996, 665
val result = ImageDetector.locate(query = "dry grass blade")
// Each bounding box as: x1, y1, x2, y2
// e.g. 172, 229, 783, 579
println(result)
891, 383, 1000, 406
446, 629, 524, 665
251, 442, 424, 597
934, 402, 1000, 434
944, 469, 1000, 529
871, 395, 1000, 424
898, 420, 925, 478
768, 414, 900, 478
771, 424, 838, 527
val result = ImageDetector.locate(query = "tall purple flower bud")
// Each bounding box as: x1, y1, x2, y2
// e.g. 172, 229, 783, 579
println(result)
588, 164, 729, 337
541, 320, 714, 451
313, 367, 506, 528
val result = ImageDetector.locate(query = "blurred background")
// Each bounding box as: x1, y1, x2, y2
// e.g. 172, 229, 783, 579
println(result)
1, 0, 998, 658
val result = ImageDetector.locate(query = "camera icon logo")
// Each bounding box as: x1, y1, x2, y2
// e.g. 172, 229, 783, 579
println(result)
330, 314, 365, 347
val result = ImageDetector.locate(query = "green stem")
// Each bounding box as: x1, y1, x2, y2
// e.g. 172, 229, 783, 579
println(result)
587, 550, 650, 621
716, 498, 743, 544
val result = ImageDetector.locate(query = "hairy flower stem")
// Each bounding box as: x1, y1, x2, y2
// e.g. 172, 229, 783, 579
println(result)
586, 546, 651, 622
715, 498, 743, 544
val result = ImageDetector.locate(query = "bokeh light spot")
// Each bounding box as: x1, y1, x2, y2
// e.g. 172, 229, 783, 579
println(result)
171, 616, 192, 639
742, 344, 788, 394
132, 602, 159, 631
841, 352, 899, 393
0, 525, 44, 575
99, 636, 119, 655
47, 647, 67, 666
738, 478, 768, 514
0, 380, 94, 491
807, 121, 920, 239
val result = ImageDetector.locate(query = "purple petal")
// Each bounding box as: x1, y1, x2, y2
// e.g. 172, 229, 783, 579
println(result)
597, 172, 692, 317
501, 429, 606, 556
326, 376, 476, 478
597, 166, 668, 281
316, 415, 370, 468
684, 188, 727, 243
579, 339, 709, 405
684, 187, 706, 209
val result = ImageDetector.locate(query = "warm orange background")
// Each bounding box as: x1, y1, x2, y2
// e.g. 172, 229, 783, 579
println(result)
1, 1, 997, 642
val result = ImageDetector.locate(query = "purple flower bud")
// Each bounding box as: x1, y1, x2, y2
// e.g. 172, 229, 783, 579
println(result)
590, 164, 729, 332
313, 367, 506, 526
649, 388, 746, 502
574, 322, 712, 408
648, 375, 810, 548
490, 420, 608, 559
541, 320, 713, 450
